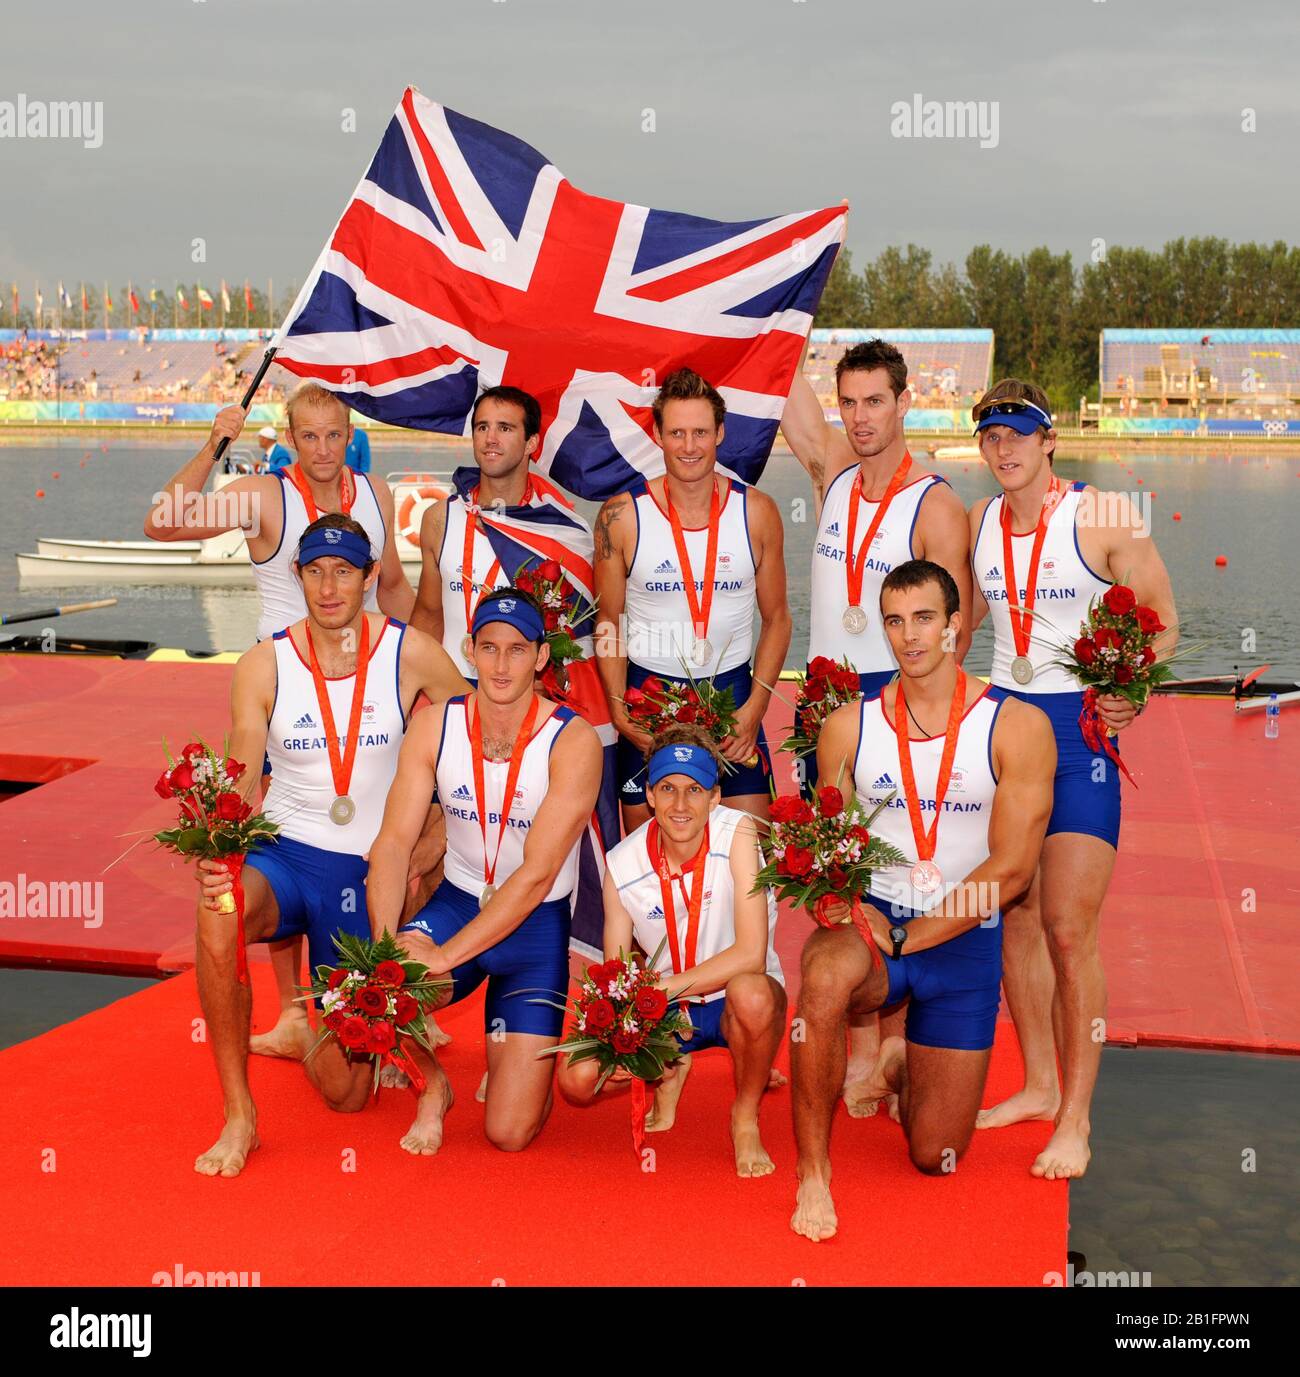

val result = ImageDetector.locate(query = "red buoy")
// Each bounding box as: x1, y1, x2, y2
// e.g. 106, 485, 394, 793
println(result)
1172, 512, 1182, 521
52, 471, 60, 479
35, 489, 45, 498
1215, 555, 1228, 567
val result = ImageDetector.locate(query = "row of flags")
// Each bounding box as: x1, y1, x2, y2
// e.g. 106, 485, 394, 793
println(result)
7, 280, 260, 324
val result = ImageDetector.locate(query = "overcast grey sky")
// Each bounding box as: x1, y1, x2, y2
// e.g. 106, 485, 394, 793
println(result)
1, 0, 1296, 293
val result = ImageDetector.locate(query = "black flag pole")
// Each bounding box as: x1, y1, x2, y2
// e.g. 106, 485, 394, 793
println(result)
214, 345, 279, 468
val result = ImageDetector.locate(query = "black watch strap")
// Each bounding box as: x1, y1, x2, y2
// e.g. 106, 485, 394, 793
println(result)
890, 925, 908, 960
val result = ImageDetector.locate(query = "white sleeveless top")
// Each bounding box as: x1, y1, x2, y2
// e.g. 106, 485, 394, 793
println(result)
624, 479, 757, 677
252, 469, 385, 641
853, 688, 1002, 914
972, 482, 1112, 694
809, 466, 947, 672
264, 617, 408, 855
436, 696, 581, 902
437, 498, 514, 679
605, 804, 784, 1002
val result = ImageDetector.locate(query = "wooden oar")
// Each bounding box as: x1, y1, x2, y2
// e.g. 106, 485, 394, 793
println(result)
0, 597, 118, 627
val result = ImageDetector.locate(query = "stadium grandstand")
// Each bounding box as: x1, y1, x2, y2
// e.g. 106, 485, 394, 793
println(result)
1099, 328, 1300, 434
806, 328, 994, 431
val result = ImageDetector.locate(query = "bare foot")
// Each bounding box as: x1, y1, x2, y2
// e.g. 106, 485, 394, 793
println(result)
731, 1109, 775, 1178
378, 1063, 410, 1090
767, 1066, 788, 1090
195, 1118, 259, 1179
399, 1072, 455, 1157
1031, 1123, 1092, 1180
475, 1070, 489, 1103
249, 1007, 312, 1061
844, 1036, 905, 1119
646, 1055, 691, 1132
791, 1173, 838, 1242
426, 1014, 452, 1049
977, 1086, 1060, 1130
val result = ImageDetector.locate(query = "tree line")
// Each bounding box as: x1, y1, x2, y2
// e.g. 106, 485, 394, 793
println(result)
814, 238, 1300, 413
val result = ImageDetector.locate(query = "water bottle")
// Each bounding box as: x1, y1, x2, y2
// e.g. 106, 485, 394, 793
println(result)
1265, 694, 1280, 739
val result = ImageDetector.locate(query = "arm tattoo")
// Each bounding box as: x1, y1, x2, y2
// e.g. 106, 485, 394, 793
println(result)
595, 500, 621, 560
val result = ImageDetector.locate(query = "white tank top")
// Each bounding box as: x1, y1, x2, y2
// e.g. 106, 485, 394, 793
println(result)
253, 469, 385, 641
809, 467, 947, 672
853, 688, 1002, 914
604, 804, 784, 1002
436, 696, 581, 902
437, 498, 514, 679
972, 482, 1113, 694
624, 479, 757, 677
264, 617, 408, 855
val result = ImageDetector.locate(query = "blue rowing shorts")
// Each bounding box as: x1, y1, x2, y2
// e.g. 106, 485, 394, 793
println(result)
987, 685, 1121, 848
399, 878, 571, 1037
683, 997, 729, 1052
617, 662, 772, 808
244, 834, 370, 979
869, 896, 1003, 1052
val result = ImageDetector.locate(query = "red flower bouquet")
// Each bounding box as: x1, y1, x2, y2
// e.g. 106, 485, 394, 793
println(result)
301, 929, 450, 1097
535, 948, 694, 1151
779, 655, 864, 758
620, 671, 758, 770
1051, 582, 1185, 786
753, 783, 907, 958
153, 737, 279, 983
513, 557, 597, 692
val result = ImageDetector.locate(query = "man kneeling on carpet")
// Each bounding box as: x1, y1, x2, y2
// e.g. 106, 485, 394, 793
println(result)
192, 514, 470, 1179
790, 560, 1056, 1241
559, 726, 787, 1177
366, 588, 603, 1156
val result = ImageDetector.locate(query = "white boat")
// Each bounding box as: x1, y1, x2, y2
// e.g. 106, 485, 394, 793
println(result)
930, 444, 981, 459
17, 471, 453, 586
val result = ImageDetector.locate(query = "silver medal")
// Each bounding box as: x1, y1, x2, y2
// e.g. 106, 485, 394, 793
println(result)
909, 859, 942, 895
480, 883, 496, 907
461, 634, 474, 663
329, 794, 356, 826
691, 636, 713, 666
1010, 655, 1035, 686
841, 605, 868, 635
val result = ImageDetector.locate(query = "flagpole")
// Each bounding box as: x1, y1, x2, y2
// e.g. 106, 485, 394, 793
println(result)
80, 282, 85, 331
244, 280, 249, 329
267, 278, 273, 330
212, 346, 279, 467
173, 285, 178, 331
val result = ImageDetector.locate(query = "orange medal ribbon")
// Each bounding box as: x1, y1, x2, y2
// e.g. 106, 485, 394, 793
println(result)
664, 479, 721, 652
893, 668, 967, 869
999, 476, 1061, 661
304, 616, 371, 808
844, 453, 913, 611
461, 502, 502, 642
286, 462, 354, 522
469, 693, 542, 895
646, 819, 709, 976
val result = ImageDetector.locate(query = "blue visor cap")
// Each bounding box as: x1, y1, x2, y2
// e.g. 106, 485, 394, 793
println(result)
647, 743, 720, 791
296, 527, 373, 569
471, 594, 545, 643
974, 399, 1052, 436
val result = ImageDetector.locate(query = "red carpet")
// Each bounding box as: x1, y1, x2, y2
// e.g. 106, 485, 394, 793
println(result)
0, 964, 1065, 1286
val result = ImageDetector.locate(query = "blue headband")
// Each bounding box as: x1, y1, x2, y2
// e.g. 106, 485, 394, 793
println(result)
647, 743, 720, 791
974, 399, 1052, 436
471, 594, 545, 643
296, 527, 373, 569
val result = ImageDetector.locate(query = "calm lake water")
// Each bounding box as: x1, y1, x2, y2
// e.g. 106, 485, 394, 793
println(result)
1, 436, 1297, 679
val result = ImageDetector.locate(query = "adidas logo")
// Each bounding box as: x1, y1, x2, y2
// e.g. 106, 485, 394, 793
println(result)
826, 521, 841, 536
654, 558, 676, 573
293, 712, 316, 729
985, 566, 1000, 580
872, 771, 895, 789
621, 778, 642, 794
451, 784, 472, 800
646, 904, 665, 922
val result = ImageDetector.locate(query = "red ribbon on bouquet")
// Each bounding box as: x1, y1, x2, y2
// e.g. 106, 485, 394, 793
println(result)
630, 1078, 648, 1156
379, 1040, 427, 1098
1079, 686, 1137, 788
812, 894, 883, 974
219, 853, 249, 986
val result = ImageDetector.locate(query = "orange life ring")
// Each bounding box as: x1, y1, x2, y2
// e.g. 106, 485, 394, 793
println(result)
397, 482, 448, 547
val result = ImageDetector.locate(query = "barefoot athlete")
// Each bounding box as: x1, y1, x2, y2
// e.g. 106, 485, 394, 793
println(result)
790, 561, 1055, 1242
366, 589, 603, 1156
780, 339, 974, 1099
558, 726, 787, 1177
594, 368, 791, 833
966, 380, 1178, 1180
147, 381, 429, 1058
191, 515, 469, 1178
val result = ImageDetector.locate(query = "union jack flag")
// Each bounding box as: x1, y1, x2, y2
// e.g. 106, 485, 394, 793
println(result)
273, 87, 845, 500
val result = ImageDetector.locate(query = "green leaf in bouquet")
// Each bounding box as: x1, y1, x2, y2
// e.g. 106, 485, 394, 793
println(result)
172, 827, 209, 855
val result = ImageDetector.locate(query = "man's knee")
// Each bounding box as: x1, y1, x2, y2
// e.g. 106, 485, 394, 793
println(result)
322, 1082, 370, 1115
724, 974, 783, 1032
907, 1137, 967, 1176
1044, 914, 1100, 965
485, 1118, 541, 1153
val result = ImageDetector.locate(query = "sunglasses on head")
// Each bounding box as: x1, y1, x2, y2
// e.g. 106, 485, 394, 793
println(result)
976, 398, 1051, 425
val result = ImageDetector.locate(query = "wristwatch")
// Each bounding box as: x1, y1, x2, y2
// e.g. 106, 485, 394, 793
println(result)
889, 925, 908, 960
